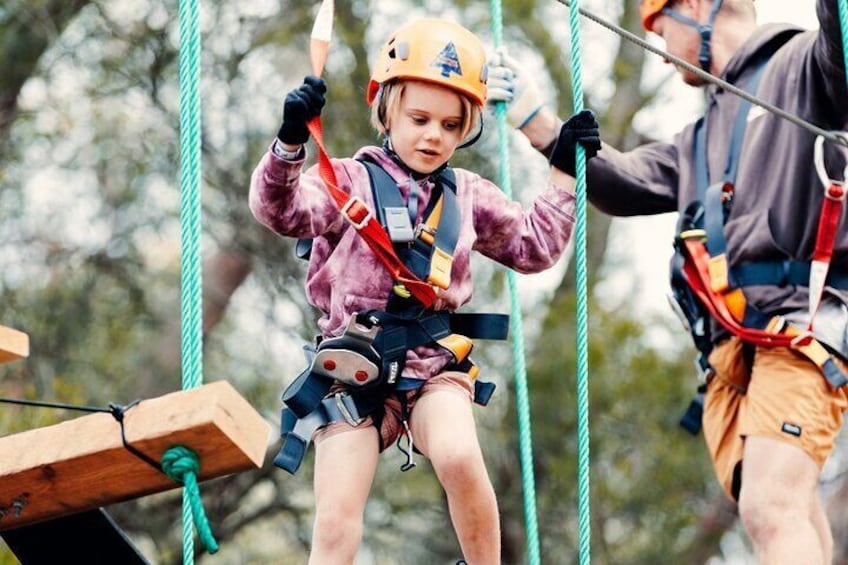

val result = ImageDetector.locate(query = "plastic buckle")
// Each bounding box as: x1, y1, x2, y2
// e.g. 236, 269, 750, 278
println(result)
790, 328, 814, 348
694, 358, 714, 384
414, 223, 436, 245
334, 392, 365, 427
340, 197, 373, 230
383, 207, 415, 243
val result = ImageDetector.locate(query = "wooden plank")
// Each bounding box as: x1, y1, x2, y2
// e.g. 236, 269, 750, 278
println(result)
0, 380, 271, 530
0, 325, 29, 364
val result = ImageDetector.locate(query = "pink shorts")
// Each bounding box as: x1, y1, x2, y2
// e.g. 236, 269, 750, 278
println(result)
313, 371, 474, 452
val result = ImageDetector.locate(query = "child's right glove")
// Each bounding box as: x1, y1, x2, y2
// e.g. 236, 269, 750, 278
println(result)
486, 49, 545, 129
549, 110, 601, 177
277, 76, 327, 146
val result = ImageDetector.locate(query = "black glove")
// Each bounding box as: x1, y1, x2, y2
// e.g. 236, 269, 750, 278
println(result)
549, 109, 601, 176
277, 76, 327, 145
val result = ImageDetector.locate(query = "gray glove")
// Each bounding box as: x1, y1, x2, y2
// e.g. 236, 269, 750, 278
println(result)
487, 49, 545, 129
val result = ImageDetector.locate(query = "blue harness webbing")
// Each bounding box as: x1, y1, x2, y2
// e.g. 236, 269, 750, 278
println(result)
673, 42, 848, 434
274, 159, 508, 474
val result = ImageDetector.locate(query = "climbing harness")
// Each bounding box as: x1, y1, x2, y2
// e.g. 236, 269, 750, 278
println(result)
273, 154, 509, 474
669, 48, 848, 433
272, 13, 513, 475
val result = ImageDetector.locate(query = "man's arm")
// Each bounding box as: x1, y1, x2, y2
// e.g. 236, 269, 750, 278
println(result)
813, 0, 848, 125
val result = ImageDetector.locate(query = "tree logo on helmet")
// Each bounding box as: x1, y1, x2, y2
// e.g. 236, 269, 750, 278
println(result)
430, 42, 463, 78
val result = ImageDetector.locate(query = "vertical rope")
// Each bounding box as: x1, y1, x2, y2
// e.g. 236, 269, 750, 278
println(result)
565, 0, 591, 563
488, 2, 541, 564
178, 0, 204, 561
839, 0, 848, 92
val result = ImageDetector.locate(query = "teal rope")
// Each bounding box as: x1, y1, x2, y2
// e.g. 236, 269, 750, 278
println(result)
840, 0, 848, 93
162, 446, 219, 555
178, 0, 204, 561
488, 2, 541, 564
565, 0, 591, 563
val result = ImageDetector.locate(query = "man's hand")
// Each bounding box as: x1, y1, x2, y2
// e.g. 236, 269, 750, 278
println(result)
487, 49, 545, 129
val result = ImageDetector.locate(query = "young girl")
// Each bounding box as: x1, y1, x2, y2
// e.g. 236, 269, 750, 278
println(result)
250, 17, 600, 564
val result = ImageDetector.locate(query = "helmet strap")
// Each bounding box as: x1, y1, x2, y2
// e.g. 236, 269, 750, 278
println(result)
661, 0, 723, 71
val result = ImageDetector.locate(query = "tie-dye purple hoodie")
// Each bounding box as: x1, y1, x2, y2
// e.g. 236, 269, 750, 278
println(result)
249, 143, 576, 381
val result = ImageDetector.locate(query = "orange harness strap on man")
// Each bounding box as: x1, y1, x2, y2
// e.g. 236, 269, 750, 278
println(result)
669, 54, 848, 433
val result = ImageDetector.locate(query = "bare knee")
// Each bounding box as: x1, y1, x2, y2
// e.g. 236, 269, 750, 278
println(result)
431, 448, 487, 495
312, 506, 364, 554
738, 480, 804, 541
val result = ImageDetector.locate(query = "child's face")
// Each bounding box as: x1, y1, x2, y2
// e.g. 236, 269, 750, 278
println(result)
386, 81, 464, 175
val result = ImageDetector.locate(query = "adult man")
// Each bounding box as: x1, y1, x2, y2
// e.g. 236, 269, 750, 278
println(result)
489, 1, 848, 563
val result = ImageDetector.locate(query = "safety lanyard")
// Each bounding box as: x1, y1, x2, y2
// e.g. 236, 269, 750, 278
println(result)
305, 118, 438, 307
809, 136, 848, 328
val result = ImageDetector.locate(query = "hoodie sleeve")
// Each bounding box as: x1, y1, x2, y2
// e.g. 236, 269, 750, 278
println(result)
470, 171, 576, 274
812, 0, 848, 125
248, 143, 346, 238
585, 139, 680, 216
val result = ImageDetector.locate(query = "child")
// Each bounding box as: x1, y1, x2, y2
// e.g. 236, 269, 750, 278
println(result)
250, 17, 600, 564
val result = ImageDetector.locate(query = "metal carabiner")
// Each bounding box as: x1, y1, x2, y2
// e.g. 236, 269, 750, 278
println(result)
814, 133, 848, 192
396, 420, 417, 472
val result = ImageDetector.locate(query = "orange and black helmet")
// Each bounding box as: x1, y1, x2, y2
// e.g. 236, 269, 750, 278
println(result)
366, 18, 488, 107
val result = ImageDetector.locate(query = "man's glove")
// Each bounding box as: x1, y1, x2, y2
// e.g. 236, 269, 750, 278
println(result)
277, 76, 327, 145
549, 110, 601, 176
486, 49, 545, 129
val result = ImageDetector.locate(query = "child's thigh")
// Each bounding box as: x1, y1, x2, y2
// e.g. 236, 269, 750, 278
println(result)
410, 372, 478, 459
313, 424, 380, 509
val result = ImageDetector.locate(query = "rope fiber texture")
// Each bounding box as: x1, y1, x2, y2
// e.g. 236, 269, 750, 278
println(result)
488, 2, 542, 563
162, 446, 220, 554
178, 0, 212, 560
563, 0, 592, 563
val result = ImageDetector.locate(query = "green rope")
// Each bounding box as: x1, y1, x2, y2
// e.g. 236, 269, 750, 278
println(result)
162, 446, 219, 555
178, 0, 205, 561
564, 0, 591, 563
488, 2, 541, 564
840, 0, 848, 93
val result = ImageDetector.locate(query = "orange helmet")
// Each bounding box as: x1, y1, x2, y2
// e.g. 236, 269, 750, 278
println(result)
639, 0, 671, 32
366, 18, 488, 107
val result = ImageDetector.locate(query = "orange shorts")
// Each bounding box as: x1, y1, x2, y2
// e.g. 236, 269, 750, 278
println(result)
703, 337, 848, 501
313, 371, 474, 452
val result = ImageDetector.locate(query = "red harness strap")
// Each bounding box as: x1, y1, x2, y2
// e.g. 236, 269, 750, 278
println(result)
305, 117, 438, 308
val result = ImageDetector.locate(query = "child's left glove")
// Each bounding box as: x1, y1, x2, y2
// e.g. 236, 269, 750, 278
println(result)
486, 49, 545, 129
549, 110, 601, 177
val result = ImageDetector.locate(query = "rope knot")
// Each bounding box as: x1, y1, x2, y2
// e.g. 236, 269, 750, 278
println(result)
161, 445, 200, 483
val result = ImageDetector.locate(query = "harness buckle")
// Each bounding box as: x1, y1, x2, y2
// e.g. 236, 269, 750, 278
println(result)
414, 223, 437, 245
789, 328, 814, 348
340, 196, 373, 230
333, 392, 366, 427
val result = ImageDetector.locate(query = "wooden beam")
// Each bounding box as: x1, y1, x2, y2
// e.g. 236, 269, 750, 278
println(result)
0, 380, 271, 530
0, 325, 29, 364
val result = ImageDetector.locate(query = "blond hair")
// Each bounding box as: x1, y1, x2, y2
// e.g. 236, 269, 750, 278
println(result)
369, 79, 481, 141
